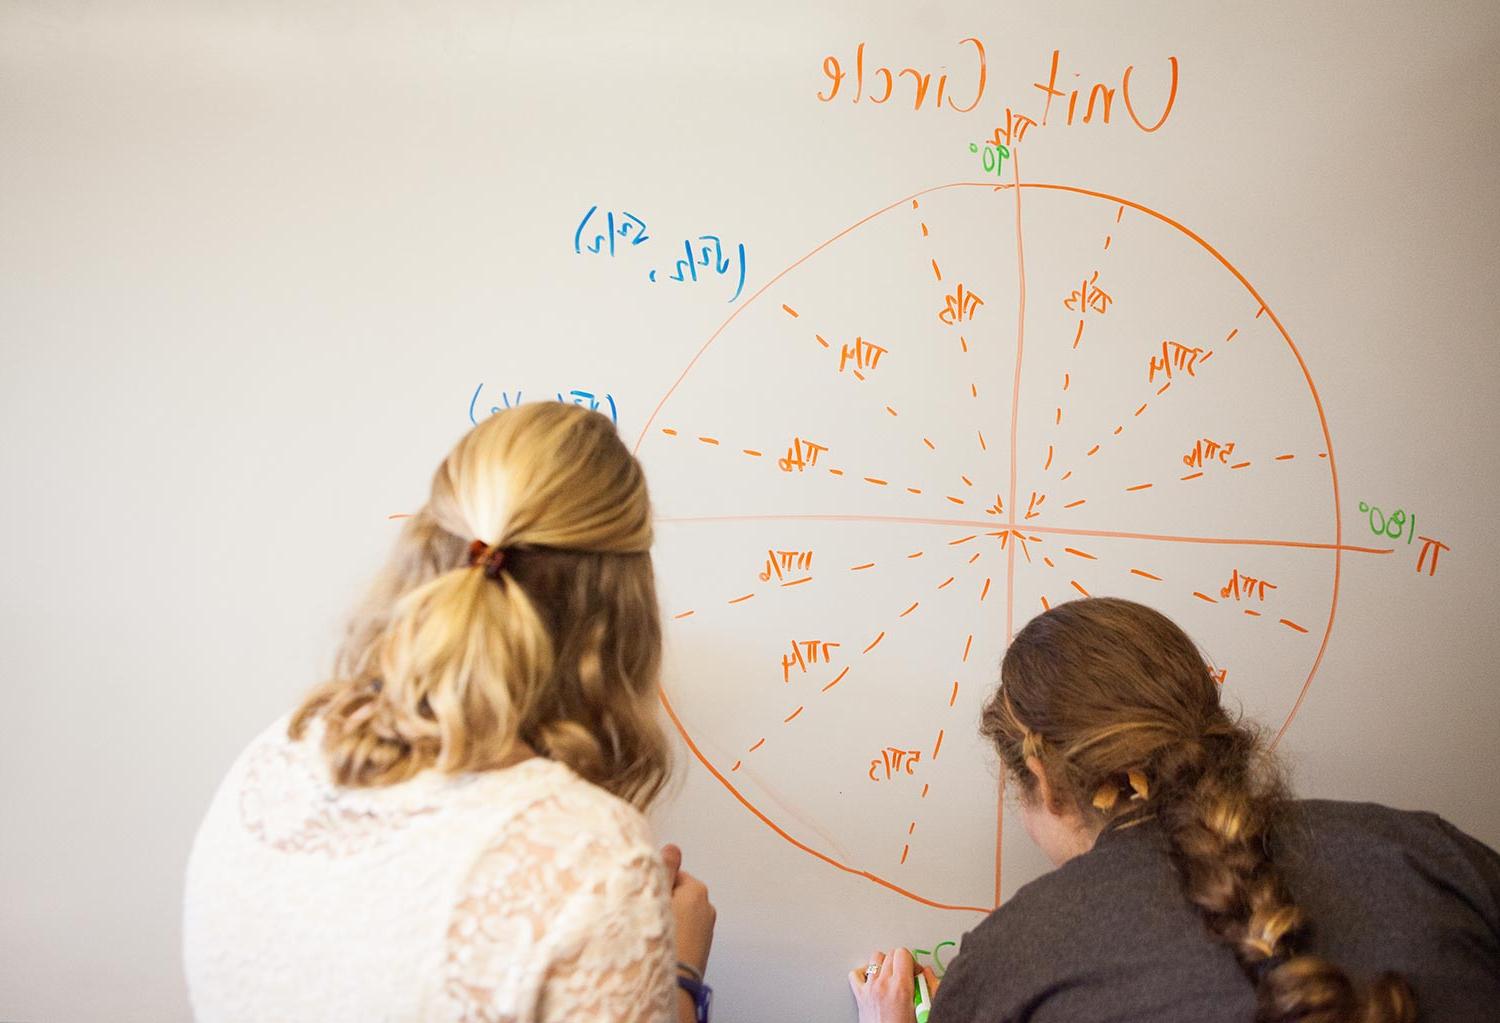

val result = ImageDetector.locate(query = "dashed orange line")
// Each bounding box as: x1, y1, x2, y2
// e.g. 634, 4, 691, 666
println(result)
900, 844, 910, 865
970, 383, 978, 398
899, 601, 920, 617
698, 436, 720, 446
946, 496, 965, 505
1064, 547, 1096, 560
909, 821, 917, 835
862, 631, 886, 654
662, 428, 678, 436
781, 577, 812, 588
921, 222, 929, 237
784, 706, 805, 723
822, 667, 851, 692
949, 534, 977, 545
815, 333, 829, 348
1113, 425, 1124, 435
1156, 381, 1171, 396
1244, 609, 1262, 617
1275, 453, 1296, 461
907, 487, 923, 495
1042, 556, 1055, 568
1192, 591, 1217, 604
1072, 319, 1085, 349
938, 576, 955, 589
674, 610, 696, 619
1126, 482, 1154, 492
1060, 471, 1073, 481
1071, 580, 1090, 596
1040, 595, 1051, 610
1130, 568, 1162, 581
748, 738, 766, 752
968, 551, 982, 564
962, 634, 973, 661
1087, 444, 1100, 456
978, 431, 988, 451
732, 760, 742, 772
853, 370, 866, 381
961, 475, 973, 487
1225, 327, 1239, 342
921, 783, 930, 798
1280, 618, 1309, 634
908, 551, 925, 559
864, 477, 889, 486
828, 468, 845, 477
1044, 445, 1054, 470
979, 578, 992, 601
729, 593, 754, 605
1063, 372, 1071, 391
850, 562, 876, 571
1104, 234, 1112, 250
782, 304, 799, 317
923, 437, 936, 450
1116, 204, 1125, 223
1134, 403, 1148, 417
931, 258, 943, 281
960, 336, 969, 353
1055, 408, 1062, 425
932, 729, 946, 760
1064, 498, 1087, 509
949, 681, 959, 706
1181, 471, 1204, 481
742, 448, 763, 457
1230, 461, 1251, 470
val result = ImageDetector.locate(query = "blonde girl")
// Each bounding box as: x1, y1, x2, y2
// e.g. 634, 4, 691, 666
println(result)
185, 404, 715, 1023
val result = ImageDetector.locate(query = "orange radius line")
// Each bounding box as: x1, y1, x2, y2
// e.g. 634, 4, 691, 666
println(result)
653, 686, 990, 914
1006, 151, 1027, 648
1015, 522, 1389, 555
653, 514, 1391, 556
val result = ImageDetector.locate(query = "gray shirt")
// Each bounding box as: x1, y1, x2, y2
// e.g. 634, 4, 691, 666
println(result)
933, 800, 1500, 1021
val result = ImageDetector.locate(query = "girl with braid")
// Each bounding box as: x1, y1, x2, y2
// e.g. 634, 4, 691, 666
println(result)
851, 598, 1500, 1022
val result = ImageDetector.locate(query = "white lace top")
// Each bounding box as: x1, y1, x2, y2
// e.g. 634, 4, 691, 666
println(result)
183, 718, 675, 1023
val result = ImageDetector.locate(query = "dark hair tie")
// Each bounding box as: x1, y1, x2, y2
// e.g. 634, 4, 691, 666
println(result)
467, 539, 508, 580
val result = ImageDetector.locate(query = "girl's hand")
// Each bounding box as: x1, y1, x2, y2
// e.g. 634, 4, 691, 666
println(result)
848, 947, 917, 1023
661, 844, 715, 977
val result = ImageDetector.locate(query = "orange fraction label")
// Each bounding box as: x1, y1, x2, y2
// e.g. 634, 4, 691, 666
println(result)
938, 283, 984, 325
839, 336, 888, 378
869, 746, 923, 781
1148, 339, 1212, 384
1063, 270, 1112, 316
778, 437, 828, 472
1220, 568, 1277, 602
759, 549, 813, 584
1182, 438, 1237, 469
782, 640, 841, 683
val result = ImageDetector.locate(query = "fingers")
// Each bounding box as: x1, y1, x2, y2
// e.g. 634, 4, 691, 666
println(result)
920, 964, 940, 994
890, 946, 914, 976
660, 843, 683, 884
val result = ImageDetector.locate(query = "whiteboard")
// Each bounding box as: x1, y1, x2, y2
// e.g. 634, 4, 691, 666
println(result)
2, 3, 1498, 1021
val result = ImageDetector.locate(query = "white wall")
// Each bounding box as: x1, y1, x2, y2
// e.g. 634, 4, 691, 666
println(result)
2, 3, 1497, 1020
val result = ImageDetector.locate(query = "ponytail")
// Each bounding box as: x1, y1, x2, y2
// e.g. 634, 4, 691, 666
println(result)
984, 598, 1417, 1023
291, 402, 669, 808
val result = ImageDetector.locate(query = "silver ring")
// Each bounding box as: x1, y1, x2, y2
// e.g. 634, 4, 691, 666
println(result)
865, 963, 881, 979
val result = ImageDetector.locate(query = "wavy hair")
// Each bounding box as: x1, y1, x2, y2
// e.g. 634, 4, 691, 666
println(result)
982, 597, 1415, 1023
290, 402, 669, 808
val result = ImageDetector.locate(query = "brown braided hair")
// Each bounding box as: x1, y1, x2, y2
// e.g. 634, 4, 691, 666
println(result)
981, 597, 1415, 1022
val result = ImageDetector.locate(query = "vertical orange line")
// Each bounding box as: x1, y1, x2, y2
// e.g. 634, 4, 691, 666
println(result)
1000, 151, 1026, 910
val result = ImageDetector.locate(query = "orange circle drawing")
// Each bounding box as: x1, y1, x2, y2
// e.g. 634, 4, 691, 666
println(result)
635, 179, 1353, 913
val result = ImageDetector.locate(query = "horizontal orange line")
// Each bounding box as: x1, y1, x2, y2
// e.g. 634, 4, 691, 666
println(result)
949, 534, 977, 545
850, 562, 876, 571
674, 610, 696, 619
1231, 461, 1251, 470
729, 593, 754, 604
864, 477, 889, 486
651, 515, 1395, 555
1275, 453, 1296, 461
742, 449, 762, 457
781, 577, 812, 588
698, 436, 719, 445
662, 428, 678, 436
1064, 499, 1086, 509
1126, 482, 1154, 492
1181, 471, 1204, 481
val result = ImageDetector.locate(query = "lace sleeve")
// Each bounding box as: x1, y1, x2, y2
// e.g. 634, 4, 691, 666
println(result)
441, 792, 676, 1023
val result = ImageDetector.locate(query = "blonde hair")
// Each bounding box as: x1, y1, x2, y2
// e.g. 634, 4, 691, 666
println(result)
982, 598, 1415, 1023
290, 402, 669, 808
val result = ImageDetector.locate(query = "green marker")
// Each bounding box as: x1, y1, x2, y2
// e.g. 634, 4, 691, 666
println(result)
914, 970, 932, 1023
